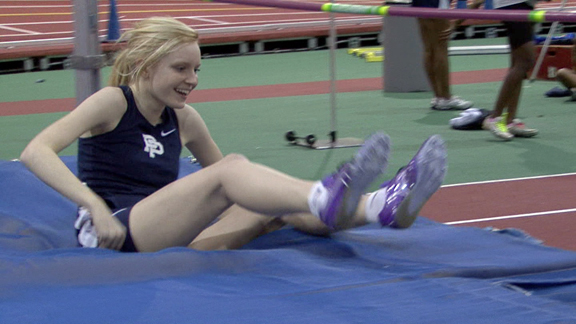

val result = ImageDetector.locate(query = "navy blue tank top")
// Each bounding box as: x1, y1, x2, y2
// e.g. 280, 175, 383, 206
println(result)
412, 0, 448, 8
78, 86, 182, 210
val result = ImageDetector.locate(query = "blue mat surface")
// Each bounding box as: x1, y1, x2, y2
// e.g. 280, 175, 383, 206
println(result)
2, 157, 576, 323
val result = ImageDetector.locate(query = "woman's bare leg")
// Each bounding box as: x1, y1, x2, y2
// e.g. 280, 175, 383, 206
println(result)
418, 18, 451, 99
188, 135, 447, 250
492, 41, 535, 122
128, 132, 392, 252
130, 154, 313, 252
189, 205, 286, 250
556, 68, 576, 91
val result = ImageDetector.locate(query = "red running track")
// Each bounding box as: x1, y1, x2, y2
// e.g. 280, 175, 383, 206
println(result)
0, 0, 383, 46
422, 174, 576, 251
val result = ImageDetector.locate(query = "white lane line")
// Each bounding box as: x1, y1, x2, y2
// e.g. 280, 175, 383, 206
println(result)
0, 3, 225, 8
442, 172, 576, 188
0, 5, 71, 9
445, 208, 576, 225
1, 21, 73, 27
1, 12, 356, 27
0, 31, 74, 40
0, 25, 40, 34
185, 16, 230, 24
112, 3, 229, 6
190, 17, 378, 28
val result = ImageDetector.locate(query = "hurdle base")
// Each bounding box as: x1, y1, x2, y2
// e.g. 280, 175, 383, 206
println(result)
309, 137, 364, 150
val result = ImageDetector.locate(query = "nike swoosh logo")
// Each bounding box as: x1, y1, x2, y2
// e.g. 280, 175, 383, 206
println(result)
161, 129, 176, 137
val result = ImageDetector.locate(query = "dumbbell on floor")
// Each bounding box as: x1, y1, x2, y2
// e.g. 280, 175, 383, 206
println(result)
285, 131, 316, 146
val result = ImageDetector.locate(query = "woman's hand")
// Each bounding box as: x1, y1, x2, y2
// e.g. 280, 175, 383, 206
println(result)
91, 205, 127, 250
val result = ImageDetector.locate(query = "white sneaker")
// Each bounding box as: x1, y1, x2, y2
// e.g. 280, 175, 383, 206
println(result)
483, 116, 513, 141
312, 132, 391, 230
508, 119, 538, 138
432, 96, 474, 111
373, 135, 447, 229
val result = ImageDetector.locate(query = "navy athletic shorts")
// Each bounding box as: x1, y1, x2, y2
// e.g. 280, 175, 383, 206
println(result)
498, 2, 535, 49
75, 206, 138, 253
114, 207, 138, 252
412, 0, 441, 8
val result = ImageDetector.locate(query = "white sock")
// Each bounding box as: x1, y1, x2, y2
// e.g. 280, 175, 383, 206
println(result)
308, 181, 328, 218
364, 190, 387, 223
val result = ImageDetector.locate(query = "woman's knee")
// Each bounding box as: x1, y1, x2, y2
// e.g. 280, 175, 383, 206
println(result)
210, 153, 251, 177
516, 47, 536, 71
220, 153, 249, 165
556, 68, 573, 80
526, 54, 536, 70
511, 56, 534, 74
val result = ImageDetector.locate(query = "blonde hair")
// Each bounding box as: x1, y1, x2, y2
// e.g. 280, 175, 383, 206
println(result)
108, 17, 199, 87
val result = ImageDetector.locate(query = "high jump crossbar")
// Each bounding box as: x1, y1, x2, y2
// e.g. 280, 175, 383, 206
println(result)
206, 0, 576, 23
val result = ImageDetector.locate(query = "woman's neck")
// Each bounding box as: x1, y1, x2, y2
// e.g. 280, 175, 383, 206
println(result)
129, 84, 164, 126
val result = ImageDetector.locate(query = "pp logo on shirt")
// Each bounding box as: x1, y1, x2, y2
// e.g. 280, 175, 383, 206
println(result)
142, 134, 164, 158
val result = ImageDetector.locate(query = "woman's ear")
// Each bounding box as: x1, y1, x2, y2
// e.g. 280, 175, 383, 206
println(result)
139, 63, 150, 79
134, 59, 150, 80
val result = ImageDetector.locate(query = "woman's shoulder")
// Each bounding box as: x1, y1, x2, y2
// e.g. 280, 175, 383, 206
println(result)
173, 104, 209, 143
174, 104, 201, 123
96, 86, 127, 104
74, 87, 129, 136
80, 87, 127, 114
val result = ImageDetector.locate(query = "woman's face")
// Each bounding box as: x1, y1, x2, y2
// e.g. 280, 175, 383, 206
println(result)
146, 42, 201, 109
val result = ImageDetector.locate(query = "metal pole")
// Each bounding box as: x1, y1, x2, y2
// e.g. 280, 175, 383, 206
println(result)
529, 0, 568, 82
308, 0, 362, 150
72, 0, 103, 106
328, 1, 337, 145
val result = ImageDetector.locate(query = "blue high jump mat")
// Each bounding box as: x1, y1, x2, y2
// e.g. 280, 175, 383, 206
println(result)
2, 157, 576, 323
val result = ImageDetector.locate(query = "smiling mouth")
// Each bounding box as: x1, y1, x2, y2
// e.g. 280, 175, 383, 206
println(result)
175, 88, 191, 97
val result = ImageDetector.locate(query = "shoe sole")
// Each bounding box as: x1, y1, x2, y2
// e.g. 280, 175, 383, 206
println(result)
431, 102, 474, 111
393, 135, 446, 228
510, 130, 538, 138
489, 129, 514, 141
336, 132, 391, 229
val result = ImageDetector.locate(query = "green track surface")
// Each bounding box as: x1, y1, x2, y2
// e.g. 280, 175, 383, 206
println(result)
1, 37, 575, 189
